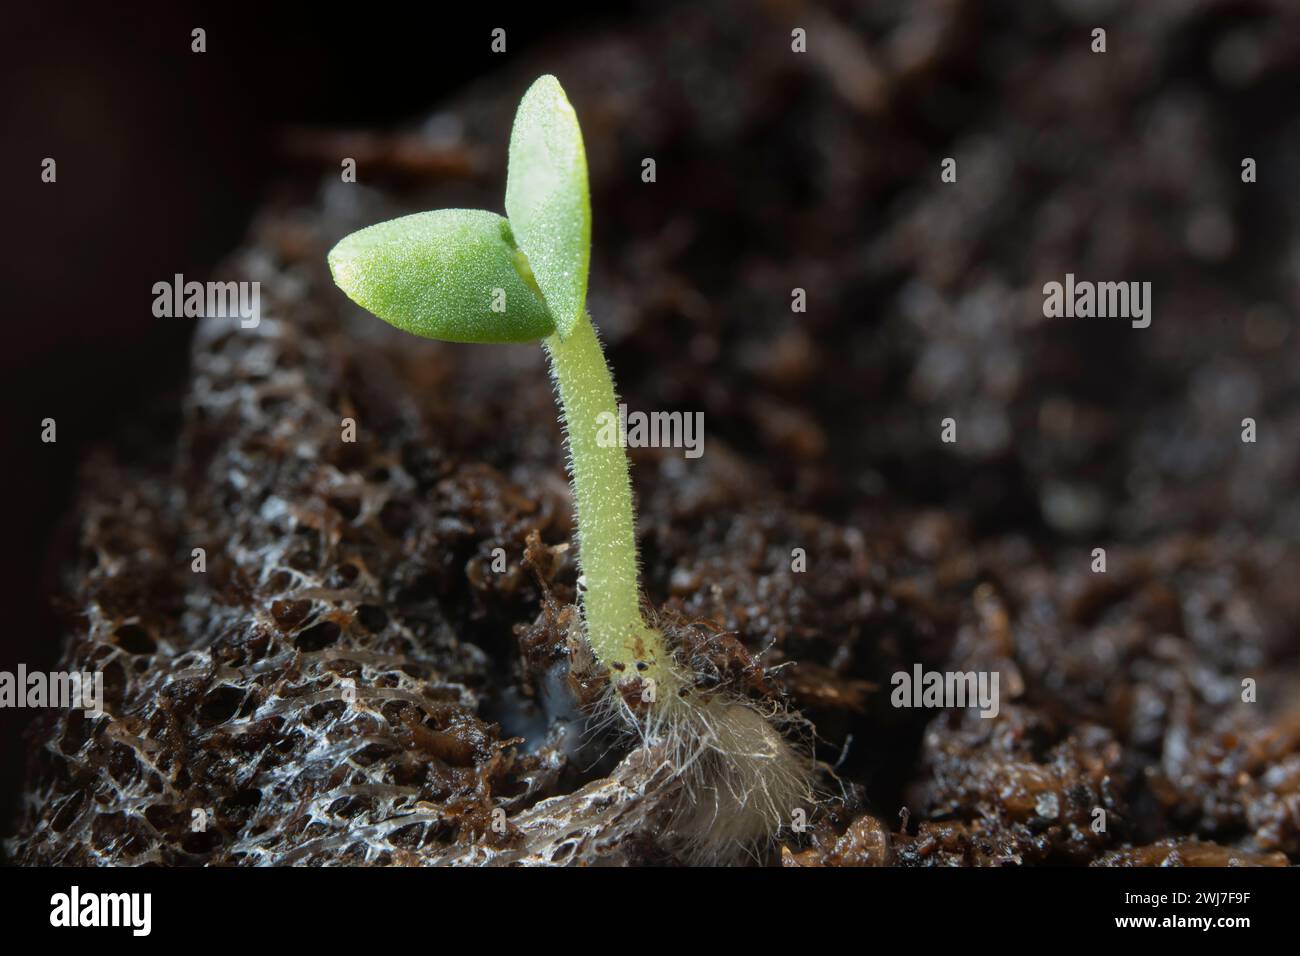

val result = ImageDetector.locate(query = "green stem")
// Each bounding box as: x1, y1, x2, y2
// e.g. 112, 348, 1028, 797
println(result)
543, 313, 675, 695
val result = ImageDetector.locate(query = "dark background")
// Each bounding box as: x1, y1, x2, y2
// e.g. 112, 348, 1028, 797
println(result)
0, 0, 624, 845
4, 0, 1298, 864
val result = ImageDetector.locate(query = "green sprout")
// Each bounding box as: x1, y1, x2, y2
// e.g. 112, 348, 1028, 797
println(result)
328, 76, 815, 860
328, 76, 675, 698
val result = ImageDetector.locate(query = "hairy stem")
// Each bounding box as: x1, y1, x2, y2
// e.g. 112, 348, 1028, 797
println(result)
543, 313, 675, 695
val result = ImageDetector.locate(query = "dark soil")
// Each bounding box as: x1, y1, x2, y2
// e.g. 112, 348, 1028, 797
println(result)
9, 0, 1300, 865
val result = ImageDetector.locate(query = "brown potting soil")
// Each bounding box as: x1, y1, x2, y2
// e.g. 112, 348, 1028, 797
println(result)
9, 0, 1300, 865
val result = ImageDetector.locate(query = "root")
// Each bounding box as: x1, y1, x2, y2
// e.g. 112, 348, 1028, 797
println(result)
590, 638, 821, 864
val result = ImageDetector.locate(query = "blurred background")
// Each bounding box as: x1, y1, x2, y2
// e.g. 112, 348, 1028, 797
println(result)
3, 0, 1298, 859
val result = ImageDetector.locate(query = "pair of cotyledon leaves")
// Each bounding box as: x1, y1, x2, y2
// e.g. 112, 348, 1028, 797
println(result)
328, 75, 590, 343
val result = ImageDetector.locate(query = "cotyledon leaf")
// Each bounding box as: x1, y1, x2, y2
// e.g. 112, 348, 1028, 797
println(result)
505, 74, 591, 340
327, 208, 556, 344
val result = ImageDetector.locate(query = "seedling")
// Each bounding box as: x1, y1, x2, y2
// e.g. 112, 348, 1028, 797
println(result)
329, 76, 672, 695
329, 76, 813, 860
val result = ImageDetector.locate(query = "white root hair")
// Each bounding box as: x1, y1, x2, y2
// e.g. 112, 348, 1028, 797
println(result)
590, 652, 821, 865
